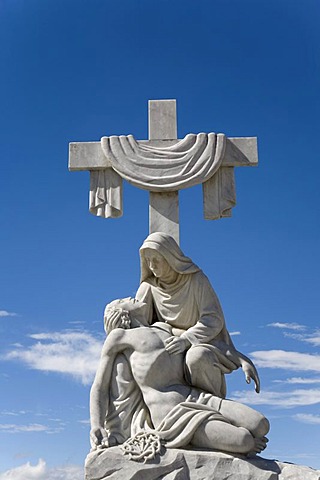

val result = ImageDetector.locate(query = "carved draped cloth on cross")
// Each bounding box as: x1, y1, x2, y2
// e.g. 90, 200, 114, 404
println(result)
89, 133, 236, 219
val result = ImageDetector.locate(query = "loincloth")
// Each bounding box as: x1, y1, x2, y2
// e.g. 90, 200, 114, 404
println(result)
146, 388, 229, 448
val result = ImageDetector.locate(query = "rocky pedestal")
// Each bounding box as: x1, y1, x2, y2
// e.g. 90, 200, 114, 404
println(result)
85, 447, 320, 480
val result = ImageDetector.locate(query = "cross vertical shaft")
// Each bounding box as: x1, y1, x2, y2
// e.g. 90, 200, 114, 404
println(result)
148, 100, 180, 244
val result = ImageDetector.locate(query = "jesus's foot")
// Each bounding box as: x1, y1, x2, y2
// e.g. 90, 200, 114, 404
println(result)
248, 436, 269, 455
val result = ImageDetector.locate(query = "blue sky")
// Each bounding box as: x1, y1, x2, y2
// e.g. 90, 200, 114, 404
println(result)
1, 0, 320, 477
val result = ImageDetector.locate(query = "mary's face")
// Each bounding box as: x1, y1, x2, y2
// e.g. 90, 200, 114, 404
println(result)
143, 249, 172, 279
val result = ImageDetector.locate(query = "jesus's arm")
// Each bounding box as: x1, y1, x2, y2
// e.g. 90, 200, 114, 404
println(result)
89, 329, 129, 449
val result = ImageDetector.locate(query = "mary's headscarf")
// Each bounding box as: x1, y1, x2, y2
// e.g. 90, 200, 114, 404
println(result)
139, 233, 200, 283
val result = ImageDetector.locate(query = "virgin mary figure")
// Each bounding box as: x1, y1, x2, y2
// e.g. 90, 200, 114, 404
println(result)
136, 232, 259, 398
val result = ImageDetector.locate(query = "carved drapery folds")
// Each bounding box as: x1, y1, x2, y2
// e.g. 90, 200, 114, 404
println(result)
89, 168, 123, 218
89, 133, 236, 219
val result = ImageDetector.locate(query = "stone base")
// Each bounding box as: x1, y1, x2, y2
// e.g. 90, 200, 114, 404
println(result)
85, 447, 320, 480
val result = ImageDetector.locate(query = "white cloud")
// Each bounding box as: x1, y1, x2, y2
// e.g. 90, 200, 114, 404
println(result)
267, 323, 320, 348
230, 331, 241, 336
0, 459, 83, 480
284, 331, 320, 347
78, 419, 90, 425
293, 413, 320, 425
250, 350, 320, 372
231, 388, 320, 408
267, 322, 306, 330
0, 423, 63, 434
0, 411, 20, 416
304, 335, 320, 347
0, 459, 46, 480
4, 331, 103, 385
273, 377, 320, 385
0, 310, 17, 317
0, 424, 47, 433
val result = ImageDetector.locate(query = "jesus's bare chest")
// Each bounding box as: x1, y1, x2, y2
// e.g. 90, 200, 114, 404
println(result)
125, 330, 177, 388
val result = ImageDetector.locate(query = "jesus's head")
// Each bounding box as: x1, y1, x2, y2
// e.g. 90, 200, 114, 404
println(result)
103, 297, 148, 333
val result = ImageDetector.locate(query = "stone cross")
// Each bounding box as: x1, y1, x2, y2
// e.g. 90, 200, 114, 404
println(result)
69, 100, 258, 244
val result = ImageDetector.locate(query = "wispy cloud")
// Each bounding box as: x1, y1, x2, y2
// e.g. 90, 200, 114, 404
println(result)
293, 413, 320, 425
267, 322, 306, 331
4, 330, 103, 385
0, 310, 17, 317
250, 350, 320, 372
284, 331, 320, 347
231, 388, 320, 408
301, 335, 320, 347
267, 322, 320, 348
0, 423, 57, 434
230, 331, 241, 336
0, 459, 83, 480
0, 410, 28, 416
78, 419, 90, 425
273, 377, 320, 385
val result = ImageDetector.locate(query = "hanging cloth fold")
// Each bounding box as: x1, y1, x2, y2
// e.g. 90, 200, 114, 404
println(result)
100, 133, 226, 192
89, 133, 236, 219
89, 168, 122, 218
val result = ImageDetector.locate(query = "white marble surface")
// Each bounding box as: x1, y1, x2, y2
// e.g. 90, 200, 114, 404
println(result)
85, 447, 320, 480
149, 192, 179, 244
90, 238, 266, 459
147, 100, 179, 242
68, 100, 258, 243
148, 99, 177, 140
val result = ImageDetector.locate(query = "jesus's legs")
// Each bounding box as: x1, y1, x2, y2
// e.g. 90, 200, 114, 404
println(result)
190, 420, 256, 454
218, 399, 270, 439
190, 395, 269, 454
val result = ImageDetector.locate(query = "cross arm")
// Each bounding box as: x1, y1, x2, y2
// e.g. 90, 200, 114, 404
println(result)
69, 142, 111, 171
68, 136, 258, 172
223, 137, 258, 167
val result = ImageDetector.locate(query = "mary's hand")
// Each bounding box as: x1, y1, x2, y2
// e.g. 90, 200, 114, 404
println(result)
241, 360, 260, 393
90, 426, 108, 450
165, 336, 190, 355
